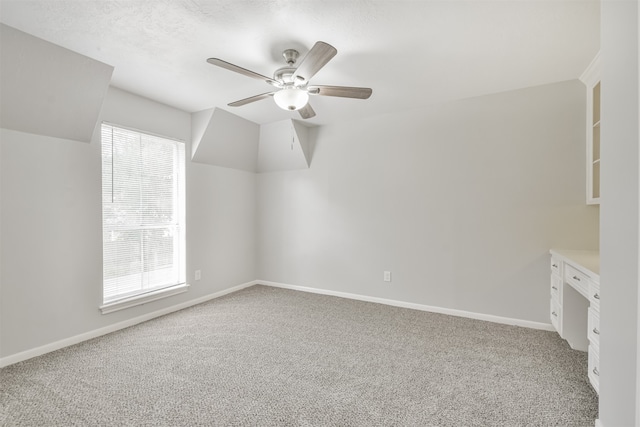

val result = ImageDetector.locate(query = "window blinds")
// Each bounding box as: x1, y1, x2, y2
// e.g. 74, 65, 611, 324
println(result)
101, 124, 185, 303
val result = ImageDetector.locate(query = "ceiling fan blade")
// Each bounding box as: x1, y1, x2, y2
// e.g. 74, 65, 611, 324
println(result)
308, 85, 372, 99
228, 92, 275, 107
291, 41, 337, 82
207, 58, 280, 86
298, 103, 316, 119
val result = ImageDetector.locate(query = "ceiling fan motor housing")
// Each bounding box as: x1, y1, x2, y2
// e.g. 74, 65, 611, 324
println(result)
274, 67, 303, 85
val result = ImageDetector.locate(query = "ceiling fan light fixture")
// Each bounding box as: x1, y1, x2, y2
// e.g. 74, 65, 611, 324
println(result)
274, 87, 309, 111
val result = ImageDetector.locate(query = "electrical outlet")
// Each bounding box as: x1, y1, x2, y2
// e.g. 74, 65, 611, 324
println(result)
195, 270, 201, 281
384, 271, 391, 282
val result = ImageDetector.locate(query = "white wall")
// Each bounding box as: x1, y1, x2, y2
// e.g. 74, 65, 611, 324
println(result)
257, 80, 599, 324
0, 87, 257, 359
599, 1, 639, 425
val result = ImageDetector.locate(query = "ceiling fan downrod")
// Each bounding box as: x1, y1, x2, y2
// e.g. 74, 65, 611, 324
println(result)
282, 49, 299, 66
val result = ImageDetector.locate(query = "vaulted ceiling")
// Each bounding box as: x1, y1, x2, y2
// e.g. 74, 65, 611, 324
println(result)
0, 0, 600, 126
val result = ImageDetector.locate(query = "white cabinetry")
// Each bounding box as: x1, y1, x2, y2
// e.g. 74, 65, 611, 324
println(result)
549, 249, 600, 394
587, 279, 601, 393
580, 52, 601, 205
550, 258, 563, 334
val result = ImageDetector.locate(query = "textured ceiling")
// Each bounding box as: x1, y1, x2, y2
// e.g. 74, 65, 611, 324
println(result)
0, 0, 600, 125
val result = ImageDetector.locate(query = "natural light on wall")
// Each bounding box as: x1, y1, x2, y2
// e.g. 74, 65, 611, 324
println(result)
100, 123, 186, 314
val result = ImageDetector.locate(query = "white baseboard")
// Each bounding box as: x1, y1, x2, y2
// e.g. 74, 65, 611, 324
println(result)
0, 280, 257, 368
258, 280, 555, 332
594, 419, 603, 427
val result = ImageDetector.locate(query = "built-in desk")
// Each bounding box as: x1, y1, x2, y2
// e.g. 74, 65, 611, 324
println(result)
549, 249, 600, 394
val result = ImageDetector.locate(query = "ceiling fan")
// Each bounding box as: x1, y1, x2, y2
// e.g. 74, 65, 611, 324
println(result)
206, 41, 372, 119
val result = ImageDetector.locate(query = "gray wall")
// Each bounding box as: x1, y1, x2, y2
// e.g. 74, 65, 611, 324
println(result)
600, 0, 639, 425
0, 87, 257, 358
257, 80, 599, 324
1, 79, 601, 367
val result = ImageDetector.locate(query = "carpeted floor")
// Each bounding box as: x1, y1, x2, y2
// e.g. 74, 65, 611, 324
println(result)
1, 285, 598, 426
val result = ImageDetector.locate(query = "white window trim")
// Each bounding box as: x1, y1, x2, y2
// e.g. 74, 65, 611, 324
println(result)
100, 283, 190, 315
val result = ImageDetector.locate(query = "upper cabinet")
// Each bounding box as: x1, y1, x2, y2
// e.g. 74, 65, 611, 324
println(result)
580, 52, 601, 205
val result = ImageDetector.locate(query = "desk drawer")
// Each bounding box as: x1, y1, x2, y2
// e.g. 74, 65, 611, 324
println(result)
589, 280, 601, 311
564, 264, 589, 297
550, 274, 562, 304
588, 345, 600, 394
550, 256, 561, 276
550, 298, 561, 334
588, 307, 600, 349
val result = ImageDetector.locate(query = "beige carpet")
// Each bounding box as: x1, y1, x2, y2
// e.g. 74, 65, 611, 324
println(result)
0, 285, 598, 426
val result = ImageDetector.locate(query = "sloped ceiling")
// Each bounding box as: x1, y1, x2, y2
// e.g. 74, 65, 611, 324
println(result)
192, 108, 312, 173
0, 1, 600, 126
0, 24, 113, 143
191, 108, 259, 171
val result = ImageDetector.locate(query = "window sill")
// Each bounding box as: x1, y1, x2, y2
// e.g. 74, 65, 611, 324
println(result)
100, 283, 190, 314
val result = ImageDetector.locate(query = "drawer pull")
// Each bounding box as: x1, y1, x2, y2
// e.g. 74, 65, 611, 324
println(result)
552, 264, 558, 268
593, 328, 600, 335
593, 293, 600, 300
552, 286, 558, 291
572, 275, 581, 281
593, 367, 599, 376
551, 311, 558, 317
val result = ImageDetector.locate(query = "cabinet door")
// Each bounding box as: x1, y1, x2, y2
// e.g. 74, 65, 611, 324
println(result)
581, 52, 601, 205
588, 81, 601, 203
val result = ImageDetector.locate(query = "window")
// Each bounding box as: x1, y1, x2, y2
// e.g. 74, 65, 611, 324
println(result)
100, 123, 186, 313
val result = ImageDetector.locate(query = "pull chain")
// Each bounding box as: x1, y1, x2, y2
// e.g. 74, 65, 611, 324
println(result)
111, 127, 114, 204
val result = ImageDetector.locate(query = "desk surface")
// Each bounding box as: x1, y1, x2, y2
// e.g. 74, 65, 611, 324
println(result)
550, 249, 600, 279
